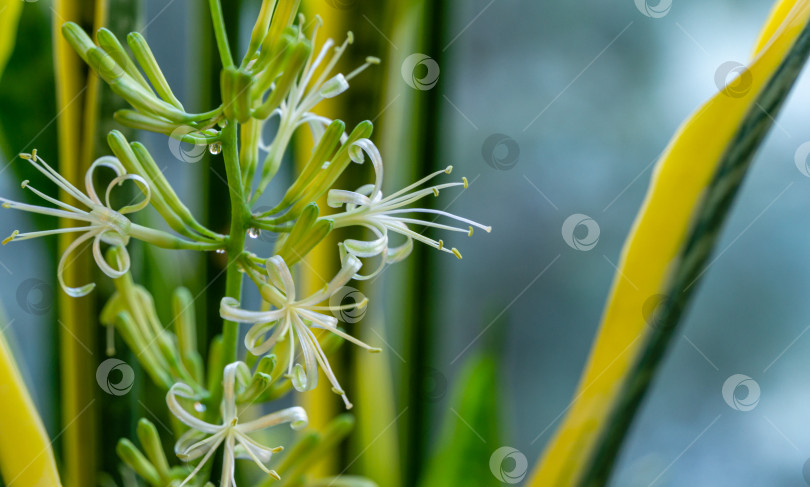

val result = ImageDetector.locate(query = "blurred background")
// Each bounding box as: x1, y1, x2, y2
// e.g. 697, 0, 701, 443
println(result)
3, 0, 810, 485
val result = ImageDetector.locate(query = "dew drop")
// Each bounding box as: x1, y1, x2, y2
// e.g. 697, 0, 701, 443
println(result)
248, 228, 260, 239
217, 119, 228, 128
216, 248, 225, 255
209, 142, 222, 155
194, 402, 206, 413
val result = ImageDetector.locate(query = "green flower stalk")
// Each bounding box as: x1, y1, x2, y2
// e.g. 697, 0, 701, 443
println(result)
0, 0, 489, 485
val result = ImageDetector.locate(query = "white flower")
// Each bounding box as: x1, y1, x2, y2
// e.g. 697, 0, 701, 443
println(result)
326, 139, 491, 280
1, 150, 150, 297
167, 361, 308, 487
270, 17, 379, 144
220, 254, 380, 409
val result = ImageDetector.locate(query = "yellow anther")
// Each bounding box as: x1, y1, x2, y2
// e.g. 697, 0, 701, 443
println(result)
269, 470, 282, 480
347, 31, 355, 44
432, 187, 439, 197
2, 203, 11, 209
20, 180, 29, 189
445, 165, 453, 174
468, 226, 474, 237
463, 176, 469, 189
2, 230, 19, 245
437, 239, 444, 250
366, 56, 381, 65
451, 247, 462, 259
19, 153, 31, 160
369, 347, 382, 353
31, 149, 37, 159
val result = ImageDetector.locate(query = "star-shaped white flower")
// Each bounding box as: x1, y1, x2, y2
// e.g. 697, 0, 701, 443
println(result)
326, 139, 491, 280
220, 254, 380, 409
1, 150, 150, 296
167, 361, 308, 487
268, 17, 379, 144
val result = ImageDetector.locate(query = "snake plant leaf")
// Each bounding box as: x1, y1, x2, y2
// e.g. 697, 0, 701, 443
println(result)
417, 353, 501, 487
530, 1, 810, 485
0, 308, 62, 486
0, 2, 22, 78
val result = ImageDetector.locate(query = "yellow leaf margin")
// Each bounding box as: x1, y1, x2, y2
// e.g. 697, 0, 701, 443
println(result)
0, 327, 62, 486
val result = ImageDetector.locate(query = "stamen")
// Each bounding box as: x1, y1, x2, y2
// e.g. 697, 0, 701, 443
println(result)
462, 177, 468, 188
451, 248, 462, 259
468, 226, 474, 237
2, 230, 19, 245
445, 165, 453, 174
437, 239, 444, 250
20, 180, 29, 189
432, 187, 439, 197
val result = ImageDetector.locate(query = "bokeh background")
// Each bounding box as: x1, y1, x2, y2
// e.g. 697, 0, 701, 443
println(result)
3, 0, 810, 485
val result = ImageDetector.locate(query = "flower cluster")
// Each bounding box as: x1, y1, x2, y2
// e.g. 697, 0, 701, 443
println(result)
0, 1, 490, 485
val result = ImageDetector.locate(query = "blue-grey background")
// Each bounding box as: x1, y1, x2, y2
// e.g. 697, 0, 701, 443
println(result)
4, 0, 810, 485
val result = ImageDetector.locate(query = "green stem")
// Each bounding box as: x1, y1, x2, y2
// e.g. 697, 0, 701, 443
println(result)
220, 121, 247, 369
129, 224, 223, 251
208, 0, 234, 68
